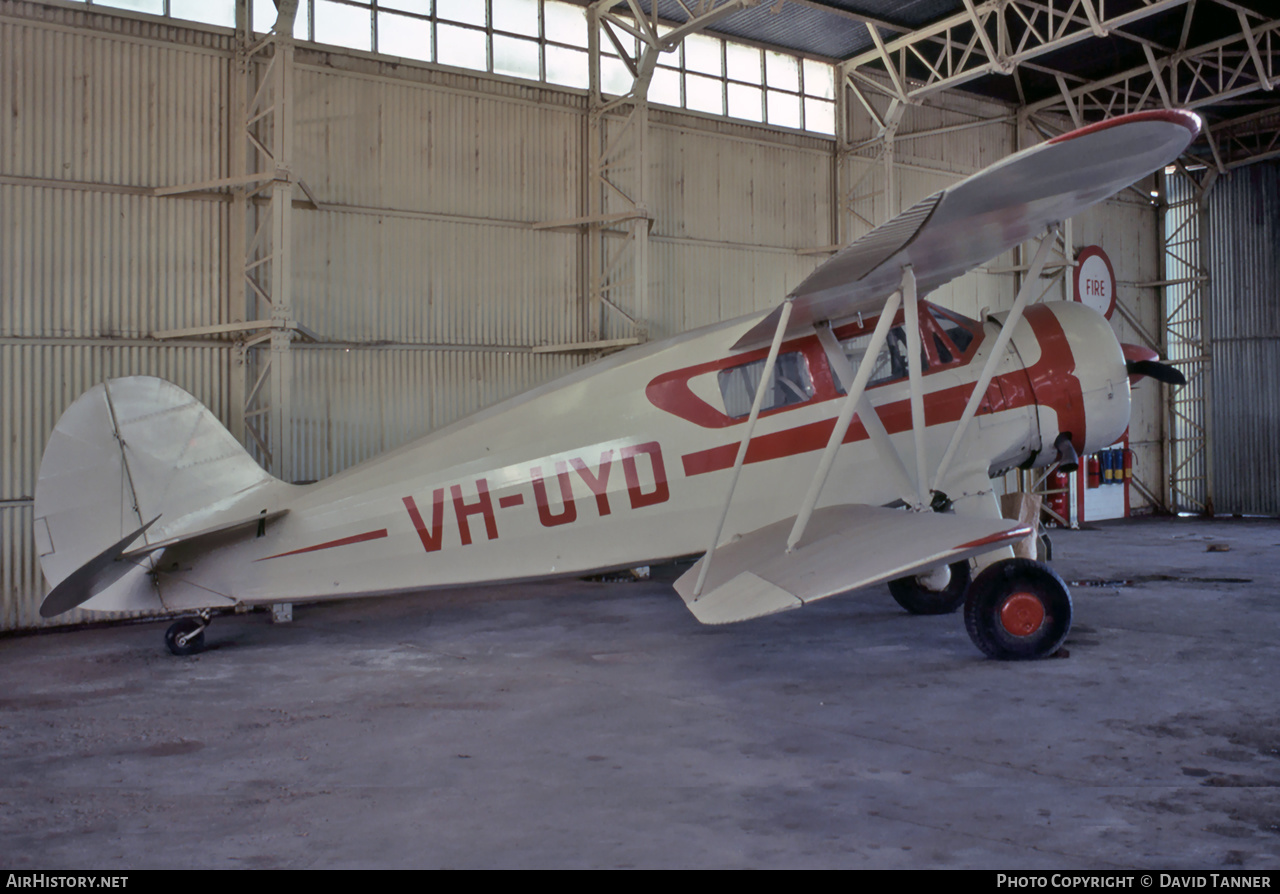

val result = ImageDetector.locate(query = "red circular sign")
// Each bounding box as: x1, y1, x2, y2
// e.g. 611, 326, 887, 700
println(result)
1074, 245, 1116, 320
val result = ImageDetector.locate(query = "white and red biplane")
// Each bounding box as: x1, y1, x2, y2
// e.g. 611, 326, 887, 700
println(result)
34, 110, 1198, 659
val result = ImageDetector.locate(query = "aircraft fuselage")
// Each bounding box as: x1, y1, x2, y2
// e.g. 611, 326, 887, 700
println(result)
109, 297, 1129, 616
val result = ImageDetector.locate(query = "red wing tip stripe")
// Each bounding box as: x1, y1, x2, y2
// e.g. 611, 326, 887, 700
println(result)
257, 529, 388, 562
1048, 109, 1202, 144
955, 524, 1035, 551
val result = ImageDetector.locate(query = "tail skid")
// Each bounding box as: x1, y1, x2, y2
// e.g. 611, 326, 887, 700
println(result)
35, 377, 288, 617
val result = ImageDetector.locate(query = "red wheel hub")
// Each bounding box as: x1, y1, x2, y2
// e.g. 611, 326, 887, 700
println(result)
999, 592, 1045, 636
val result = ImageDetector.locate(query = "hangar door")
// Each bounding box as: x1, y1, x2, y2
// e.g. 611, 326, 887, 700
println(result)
1206, 161, 1280, 516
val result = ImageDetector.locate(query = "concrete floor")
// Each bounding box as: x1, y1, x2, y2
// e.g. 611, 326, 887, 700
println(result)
1, 516, 1278, 869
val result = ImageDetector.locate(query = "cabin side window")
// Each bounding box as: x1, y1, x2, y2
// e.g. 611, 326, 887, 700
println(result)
929, 307, 976, 360
836, 326, 926, 392
717, 352, 815, 419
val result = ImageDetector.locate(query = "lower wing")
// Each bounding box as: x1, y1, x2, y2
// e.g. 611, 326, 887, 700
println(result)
673, 504, 1031, 624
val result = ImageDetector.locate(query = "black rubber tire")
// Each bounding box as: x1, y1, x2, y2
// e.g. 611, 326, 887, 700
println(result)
165, 618, 206, 657
888, 560, 971, 615
963, 558, 1072, 660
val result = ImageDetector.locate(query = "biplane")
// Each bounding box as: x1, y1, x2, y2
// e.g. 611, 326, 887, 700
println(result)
33, 109, 1198, 659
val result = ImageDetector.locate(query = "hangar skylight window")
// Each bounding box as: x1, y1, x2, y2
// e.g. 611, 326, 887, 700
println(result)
64, 0, 837, 137
649, 29, 836, 134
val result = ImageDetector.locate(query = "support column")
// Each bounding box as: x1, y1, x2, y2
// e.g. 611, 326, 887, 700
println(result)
832, 60, 848, 249
228, 0, 250, 446
1196, 178, 1214, 516
585, 3, 660, 346
584, 1, 756, 344
268, 34, 295, 482
832, 57, 904, 244
235, 5, 299, 481
883, 103, 901, 219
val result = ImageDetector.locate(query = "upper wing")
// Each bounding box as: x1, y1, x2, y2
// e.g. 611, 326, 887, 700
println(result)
673, 504, 1031, 625
733, 109, 1201, 349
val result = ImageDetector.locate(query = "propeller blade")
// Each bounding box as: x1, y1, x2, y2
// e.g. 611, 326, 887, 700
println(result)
1126, 359, 1186, 386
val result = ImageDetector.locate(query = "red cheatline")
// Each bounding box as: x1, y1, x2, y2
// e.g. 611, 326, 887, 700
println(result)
256, 528, 388, 561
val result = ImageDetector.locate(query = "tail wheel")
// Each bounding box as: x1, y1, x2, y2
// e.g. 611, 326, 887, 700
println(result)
888, 560, 971, 615
165, 618, 206, 657
963, 559, 1072, 660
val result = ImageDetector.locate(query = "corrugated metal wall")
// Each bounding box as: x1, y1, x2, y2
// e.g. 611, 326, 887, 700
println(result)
648, 115, 832, 337
844, 95, 1021, 322
0, 343, 229, 630
1, 2, 235, 628
289, 348, 579, 481
0, 2, 1165, 629
287, 62, 591, 483
1205, 161, 1280, 516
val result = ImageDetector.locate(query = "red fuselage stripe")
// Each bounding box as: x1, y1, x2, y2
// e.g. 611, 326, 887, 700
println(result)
678, 305, 1081, 476
257, 528, 389, 561
680, 383, 990, 476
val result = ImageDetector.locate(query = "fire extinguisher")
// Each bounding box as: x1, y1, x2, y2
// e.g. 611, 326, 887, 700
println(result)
1123, 447, 1132, 482
1048, 470, 1070, 521
1087, 455, 1101, 489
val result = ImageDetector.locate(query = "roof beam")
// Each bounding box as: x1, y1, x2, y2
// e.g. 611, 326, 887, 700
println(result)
841, 0, 1189, 104
1025, 16, 1280, 117
1205, 107, 1280, 169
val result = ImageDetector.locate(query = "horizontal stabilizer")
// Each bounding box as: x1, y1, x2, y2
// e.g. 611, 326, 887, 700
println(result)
121, 509, 289, 559
40, 518, 159, 619
37, 507, 290, 619
674, 505, 1031, 625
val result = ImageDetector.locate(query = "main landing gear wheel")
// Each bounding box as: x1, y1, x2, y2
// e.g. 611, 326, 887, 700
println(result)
888, 560, 971, 615
165, 617, 207, 657
963, 558, 1072, 660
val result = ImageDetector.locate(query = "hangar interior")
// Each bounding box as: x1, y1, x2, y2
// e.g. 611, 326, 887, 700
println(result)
4, 0, 1280, 873
1, 0, 1278, 635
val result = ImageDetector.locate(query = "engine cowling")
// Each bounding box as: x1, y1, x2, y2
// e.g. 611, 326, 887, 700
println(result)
1009, 301, 1131, 468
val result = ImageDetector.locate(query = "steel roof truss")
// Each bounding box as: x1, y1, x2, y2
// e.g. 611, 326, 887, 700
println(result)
843, 0, 1188, 104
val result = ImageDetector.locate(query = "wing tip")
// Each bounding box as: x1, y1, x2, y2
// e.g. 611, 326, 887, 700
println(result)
954, 523, 1035, 552
1048, 109, 1203, 145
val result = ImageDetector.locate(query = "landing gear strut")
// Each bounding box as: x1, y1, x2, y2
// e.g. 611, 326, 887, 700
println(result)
165, 612, 210, 656
963, 559, 1072, 660
888, 560, 971, 615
